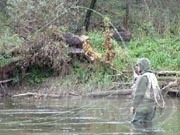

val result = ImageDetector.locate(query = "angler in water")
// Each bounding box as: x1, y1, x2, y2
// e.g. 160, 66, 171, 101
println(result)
130, 58, 165, 129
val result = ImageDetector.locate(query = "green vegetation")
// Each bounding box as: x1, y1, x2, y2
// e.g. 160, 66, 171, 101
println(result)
128, 37, 180, 70
0, 0, 179, 85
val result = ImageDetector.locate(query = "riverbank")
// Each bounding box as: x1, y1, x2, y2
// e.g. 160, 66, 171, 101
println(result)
5, 70, 180, 99
6, 76, 131, 98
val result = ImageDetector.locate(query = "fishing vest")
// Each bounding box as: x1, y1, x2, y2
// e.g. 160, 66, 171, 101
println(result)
142, 72, 161, 101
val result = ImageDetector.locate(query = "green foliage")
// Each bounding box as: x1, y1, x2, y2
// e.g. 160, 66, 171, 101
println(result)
71, 31, 132, 84
0, 13, 24, 67
72, 30, 179, 84
88, 31, 105, 53
128, 36, 180, 70
72, 62, 89, 83
0, 55, 22, 67
25, 67, 53, 84
0, 0, 179, 86
88, 63, 115, 84
0, 21, 23, 54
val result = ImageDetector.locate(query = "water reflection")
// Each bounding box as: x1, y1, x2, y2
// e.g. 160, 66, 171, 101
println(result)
0, 97, 179, 135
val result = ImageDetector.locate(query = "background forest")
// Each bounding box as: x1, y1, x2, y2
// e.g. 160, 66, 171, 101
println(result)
0, 0, 179, 87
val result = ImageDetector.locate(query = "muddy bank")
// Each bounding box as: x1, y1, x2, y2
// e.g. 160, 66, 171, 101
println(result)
4, 76, 132, 99
2, 70, 180, 99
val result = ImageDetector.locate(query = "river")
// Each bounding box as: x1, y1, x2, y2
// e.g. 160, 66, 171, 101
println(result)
0, 96, 179, 135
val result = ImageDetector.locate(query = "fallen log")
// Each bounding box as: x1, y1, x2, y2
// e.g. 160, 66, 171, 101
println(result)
12, 92, 63, 98
84, 89, 132, 98
11, 89, 133, 99
167, 89, 180, 96
161, 79, 179, 90
158, 77, 180, 81
0, 79, 13, 84
156, 71, 180, 76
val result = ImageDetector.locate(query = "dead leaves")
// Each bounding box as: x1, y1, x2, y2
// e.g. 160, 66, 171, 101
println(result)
104, 29, 116, 66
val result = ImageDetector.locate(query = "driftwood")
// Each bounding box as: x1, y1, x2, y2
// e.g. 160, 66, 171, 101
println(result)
161, 78, 180, 95
84, 89, 132, 98
161, 79, 179, 90
11, 89, 133, 99
0, 79, 13, 84
12, 92, 63, 98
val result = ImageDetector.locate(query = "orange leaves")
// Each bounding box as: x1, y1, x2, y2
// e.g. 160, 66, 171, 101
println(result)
82, 41, 101, 61
104, 29, 116, 66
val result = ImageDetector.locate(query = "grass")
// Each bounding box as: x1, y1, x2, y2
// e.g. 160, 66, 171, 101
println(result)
128, 36, 180, 70
66, 31, 180, 84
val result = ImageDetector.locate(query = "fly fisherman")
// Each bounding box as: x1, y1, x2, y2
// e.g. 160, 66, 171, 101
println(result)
130, 58, 165, 128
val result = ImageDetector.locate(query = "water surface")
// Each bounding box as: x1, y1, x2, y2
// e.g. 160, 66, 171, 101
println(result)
0, 96, 179, 135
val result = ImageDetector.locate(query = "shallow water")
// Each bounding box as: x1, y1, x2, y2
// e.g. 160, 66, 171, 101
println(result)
0, 96, 179, 135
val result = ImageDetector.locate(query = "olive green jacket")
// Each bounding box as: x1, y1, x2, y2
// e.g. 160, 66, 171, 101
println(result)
132, 58, 156, 112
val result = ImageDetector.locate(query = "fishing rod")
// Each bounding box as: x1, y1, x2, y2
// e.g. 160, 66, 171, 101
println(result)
23, 3, 172, 129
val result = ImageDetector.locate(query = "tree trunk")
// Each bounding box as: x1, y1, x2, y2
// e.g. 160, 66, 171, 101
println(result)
124, 0, 130, 29
84, 0, 97, 31
0, 0, 7, 14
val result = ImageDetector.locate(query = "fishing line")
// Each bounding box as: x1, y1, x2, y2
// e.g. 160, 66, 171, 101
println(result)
21, 2, 174, 132
60, 5, 176, 135
153, 95, 177, 127
41, 6, 134, 131
24, 4, 134, 126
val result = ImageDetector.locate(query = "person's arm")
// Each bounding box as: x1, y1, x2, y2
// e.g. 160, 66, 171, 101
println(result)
132, 76, 148, 109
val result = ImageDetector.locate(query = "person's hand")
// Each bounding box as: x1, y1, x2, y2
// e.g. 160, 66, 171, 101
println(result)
130, 107, 135, 114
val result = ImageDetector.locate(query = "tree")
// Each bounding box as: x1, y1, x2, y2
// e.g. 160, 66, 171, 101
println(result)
124, 0, 130, 29
84, 0, 97, 31
0, 0, 7, 14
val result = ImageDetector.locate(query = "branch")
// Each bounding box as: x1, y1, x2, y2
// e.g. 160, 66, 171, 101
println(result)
161, 79, 179, 91
0, 79, 13, 84
12, 92, 63, 98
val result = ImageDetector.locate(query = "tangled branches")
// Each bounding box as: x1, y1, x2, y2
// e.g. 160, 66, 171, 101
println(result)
29, 26, 71, 75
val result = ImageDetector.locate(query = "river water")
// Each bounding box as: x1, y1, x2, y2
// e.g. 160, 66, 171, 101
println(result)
0, 96, 179, 135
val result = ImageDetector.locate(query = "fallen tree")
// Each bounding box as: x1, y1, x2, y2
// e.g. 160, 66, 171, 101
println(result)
12, 92, 63, 98
11, 89, 133, 99
84, 89, 132, 98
